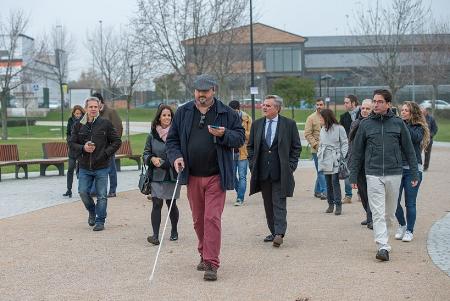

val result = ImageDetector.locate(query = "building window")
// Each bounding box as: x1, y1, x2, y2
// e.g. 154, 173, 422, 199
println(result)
265, 47, 301, 72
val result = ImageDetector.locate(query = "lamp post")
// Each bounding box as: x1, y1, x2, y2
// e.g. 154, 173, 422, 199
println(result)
56, 25, 65, 140
321, 74, 333, 109
411, 21, 415, 102
99, 20, 103, 97
249, 0, 255, 120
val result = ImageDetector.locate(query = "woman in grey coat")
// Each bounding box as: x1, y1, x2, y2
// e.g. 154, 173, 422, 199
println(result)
318, 109, 348, 215
143, 105, 181, 245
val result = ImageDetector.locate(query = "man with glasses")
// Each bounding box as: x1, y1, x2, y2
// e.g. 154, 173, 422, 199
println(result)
166, 74, 244, 281
247, 95, 301, 248
349, 89, 418, 262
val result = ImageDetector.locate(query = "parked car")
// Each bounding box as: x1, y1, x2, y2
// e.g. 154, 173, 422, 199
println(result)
420, 100, 450, 110
49, 100, 61, 109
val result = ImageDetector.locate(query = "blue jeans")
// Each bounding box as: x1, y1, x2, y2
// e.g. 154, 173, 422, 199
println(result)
395, 169, 422, 233
312, 153, 326, 194
233, 159, 248, 201
79, 167, 109, 224
90, 156, 115, 194
344, 177, 352, 197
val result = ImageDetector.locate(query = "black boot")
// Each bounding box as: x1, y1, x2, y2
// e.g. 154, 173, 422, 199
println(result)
63, 190, 72, 197
335, 205, 342, 215
325, 204, 334, 213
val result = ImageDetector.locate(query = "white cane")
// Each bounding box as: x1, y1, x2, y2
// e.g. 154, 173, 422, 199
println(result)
149, 168, 183, 283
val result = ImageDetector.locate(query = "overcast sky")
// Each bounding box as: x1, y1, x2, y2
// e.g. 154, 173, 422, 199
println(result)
3, 0, 450, 80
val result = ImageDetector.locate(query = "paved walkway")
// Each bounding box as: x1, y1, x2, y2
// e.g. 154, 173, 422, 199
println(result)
0, 148, 449, 300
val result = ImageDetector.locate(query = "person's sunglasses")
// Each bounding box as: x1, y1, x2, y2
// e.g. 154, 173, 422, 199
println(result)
199, 114, 206, 129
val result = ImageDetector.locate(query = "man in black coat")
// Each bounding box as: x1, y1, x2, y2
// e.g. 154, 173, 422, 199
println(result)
247, 95, 301, 247
340, 94, 359, 204
69, 97, 122, 231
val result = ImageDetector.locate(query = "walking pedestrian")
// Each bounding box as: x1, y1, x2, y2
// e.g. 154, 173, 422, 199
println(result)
317, 109, 348, 215
69, 96, 122, 231
63, 105, 85, 197
90, 92, 123, 198
349, 89, 418, 261
394, 101, 430, 242
143, 104, 180, 245
420, 107, 438, 171
348, 99, 373, 228
247, 95, 302, 247
228, 100, 252, 206
340, 95, 359, 203
304, 98, 327, 200
166, 74, 245, 281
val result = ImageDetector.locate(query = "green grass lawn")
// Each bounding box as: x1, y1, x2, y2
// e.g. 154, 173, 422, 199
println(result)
7, 125, 67, 138
434, 118, 450, 142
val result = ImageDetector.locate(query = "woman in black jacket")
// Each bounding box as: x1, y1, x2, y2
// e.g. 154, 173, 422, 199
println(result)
394, 101, 430, 242
63, 105, 85, 197
143, 105, 180, 245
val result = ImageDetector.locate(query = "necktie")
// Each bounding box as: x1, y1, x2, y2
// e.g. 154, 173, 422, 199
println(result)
265, 119, 273, 146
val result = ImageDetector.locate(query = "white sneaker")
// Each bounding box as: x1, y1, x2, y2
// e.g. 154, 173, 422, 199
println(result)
395, 225, 407, 240
402, 231, 414, 242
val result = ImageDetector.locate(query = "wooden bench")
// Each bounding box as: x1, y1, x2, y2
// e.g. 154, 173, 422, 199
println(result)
115, 140, 141, 171
41, 142, 69, 176
0, 144, 67, 181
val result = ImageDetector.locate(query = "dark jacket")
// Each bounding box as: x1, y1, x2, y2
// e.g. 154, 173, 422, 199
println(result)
425, 114, 438, 139
66, 116, 82, 158
100, 104, 123, 137
166, 98, 245, 190
69, 116, 122, 170
247, 115, 302, 198
402, 122, 424, 166
143, 127, 177, 182
340, 111, 353, 136
349, 109, 418, 184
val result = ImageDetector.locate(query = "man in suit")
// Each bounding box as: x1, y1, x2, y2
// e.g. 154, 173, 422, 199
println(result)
247, 95, 301, 247
340, 94, 359, 204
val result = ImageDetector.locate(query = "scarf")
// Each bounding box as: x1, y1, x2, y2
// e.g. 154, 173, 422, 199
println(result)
156, 125, 170, 142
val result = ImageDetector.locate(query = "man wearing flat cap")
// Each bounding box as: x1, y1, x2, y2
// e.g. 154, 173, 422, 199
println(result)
166, 74, 245, 281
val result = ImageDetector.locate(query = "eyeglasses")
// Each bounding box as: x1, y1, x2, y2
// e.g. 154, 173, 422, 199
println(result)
199, 114, 206, 129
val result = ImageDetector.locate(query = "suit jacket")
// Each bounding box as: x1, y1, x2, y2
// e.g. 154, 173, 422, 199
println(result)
340, 111, 352, 137
247, 115, 302, 198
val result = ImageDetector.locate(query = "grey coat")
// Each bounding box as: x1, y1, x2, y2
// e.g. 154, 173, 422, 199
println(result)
318, 124, 348, 174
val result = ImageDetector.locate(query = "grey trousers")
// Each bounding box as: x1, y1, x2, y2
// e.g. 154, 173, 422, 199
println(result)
260, 180, 287, 236
366, 175, 402, 251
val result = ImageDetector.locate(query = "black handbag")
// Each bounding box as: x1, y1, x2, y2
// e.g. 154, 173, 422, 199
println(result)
338, 132, 350, 180
138, 162, 152, 195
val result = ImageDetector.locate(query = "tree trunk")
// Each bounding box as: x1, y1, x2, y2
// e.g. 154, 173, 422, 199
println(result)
291, 106, 295, 119
60, 84, 65, 140
25, 105, 29, 136
126, 94, 131, 142
1, 93, 9, 140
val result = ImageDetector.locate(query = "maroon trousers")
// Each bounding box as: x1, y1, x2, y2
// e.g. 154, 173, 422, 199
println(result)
187, 175, 226, 268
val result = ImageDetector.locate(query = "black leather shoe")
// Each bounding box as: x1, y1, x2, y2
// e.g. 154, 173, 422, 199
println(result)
263, 234, 274, 242
367, 222, 373, 230
107, 192, 117, 198
147, 235, 160, 245
361, 219, 368, 225
376, 249, 389, 261
170, 231, 178, 241
92, 223, 104, 231
63, 190, 72, 197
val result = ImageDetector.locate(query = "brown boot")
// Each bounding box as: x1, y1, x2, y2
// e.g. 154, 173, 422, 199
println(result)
343, 196, 352, 204
203, 263, 218, 281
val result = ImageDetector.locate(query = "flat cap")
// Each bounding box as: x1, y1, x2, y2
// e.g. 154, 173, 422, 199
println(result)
193, 74, 217, 90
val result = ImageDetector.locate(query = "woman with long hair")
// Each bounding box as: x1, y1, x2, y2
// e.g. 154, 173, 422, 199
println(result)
394, 101, 430, 242
63, 105, 85, 197
318, 109, 348, 215
143, 104, 180, 245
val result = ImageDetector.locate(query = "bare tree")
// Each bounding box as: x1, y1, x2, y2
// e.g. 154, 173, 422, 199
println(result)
351, 0, 429, 102
417, 21, 450, 116
133, 0, 249, 96
0, 10, 44, 140
86, 25, 125, 100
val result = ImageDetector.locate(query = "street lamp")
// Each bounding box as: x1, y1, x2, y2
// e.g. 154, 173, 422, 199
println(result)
249, 0, 256, 120
411, 21, 415, 102
321, 74, 334, 109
